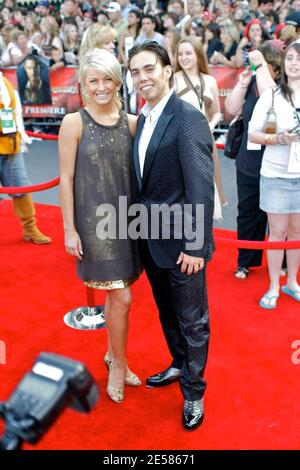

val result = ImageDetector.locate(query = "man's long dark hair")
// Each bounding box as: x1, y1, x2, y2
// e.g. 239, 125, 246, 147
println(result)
128, 41, 174, 87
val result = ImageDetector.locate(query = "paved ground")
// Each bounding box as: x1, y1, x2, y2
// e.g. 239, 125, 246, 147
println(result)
1, 139, 238, 231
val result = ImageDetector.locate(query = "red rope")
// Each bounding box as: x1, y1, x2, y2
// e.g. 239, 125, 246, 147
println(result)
0, 134, 59, 194
0, 177, 60, 194
27, 131, 58, 141
25, 131, 226, 149
214, 236, 300, 249
5, 132, 298, 247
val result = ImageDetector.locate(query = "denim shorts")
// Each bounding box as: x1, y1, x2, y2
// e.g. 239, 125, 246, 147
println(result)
260, 175, 300, 213
0, 153, 31, 198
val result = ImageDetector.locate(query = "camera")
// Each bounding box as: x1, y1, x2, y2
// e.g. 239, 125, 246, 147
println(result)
288, 124, 300, 140
0, 352, 99, 450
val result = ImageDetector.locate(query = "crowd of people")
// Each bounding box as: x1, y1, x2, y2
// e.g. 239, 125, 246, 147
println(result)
1, 1, 300, 70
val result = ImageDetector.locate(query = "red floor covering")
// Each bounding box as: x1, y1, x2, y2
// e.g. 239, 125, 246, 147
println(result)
0, 200, 299, 450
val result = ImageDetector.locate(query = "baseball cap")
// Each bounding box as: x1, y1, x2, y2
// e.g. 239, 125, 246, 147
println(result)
285, 12, 300, 28
106, 2, 121, 13
37, 0, 49, 7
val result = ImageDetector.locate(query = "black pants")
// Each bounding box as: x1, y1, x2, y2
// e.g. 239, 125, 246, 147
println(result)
142, 244, 210, 401
236, 170, 268, 268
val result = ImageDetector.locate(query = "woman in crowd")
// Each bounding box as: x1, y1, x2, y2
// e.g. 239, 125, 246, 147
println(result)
59, 49, 142, 402
24, 12, 41, 45
0, 24, 14, 67
248, 41, 300, 308
63, 23, 80, 65
204, 23, 223, 62
40, 16, 63, 58
10, 30, 35, 65
210, 19, 239, 68
225, 40, 283, 280
165, 28, 181, 68
174, 36, 224, 216
0, 72, 51, 244
118, 8, 141, 66
78, 23, 116, 61
235, 19, 266, 68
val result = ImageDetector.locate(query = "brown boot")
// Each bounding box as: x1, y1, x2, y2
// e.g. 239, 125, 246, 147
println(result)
13, 194, 52, 244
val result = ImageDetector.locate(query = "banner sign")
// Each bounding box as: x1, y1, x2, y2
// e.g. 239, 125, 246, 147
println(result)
1, 66, 241, 123
210, 66, 244, 123
1, 66, 81, 118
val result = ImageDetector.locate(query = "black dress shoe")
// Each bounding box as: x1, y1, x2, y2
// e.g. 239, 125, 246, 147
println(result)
146, 367, 181, 387
182, 399, 204, 431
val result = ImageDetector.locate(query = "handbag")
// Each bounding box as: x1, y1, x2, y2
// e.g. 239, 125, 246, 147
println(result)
262, 87, 277, 134
224, 115, 244, 159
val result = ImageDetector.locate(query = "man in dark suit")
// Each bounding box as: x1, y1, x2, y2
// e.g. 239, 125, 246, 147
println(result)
128, 42, 214, 430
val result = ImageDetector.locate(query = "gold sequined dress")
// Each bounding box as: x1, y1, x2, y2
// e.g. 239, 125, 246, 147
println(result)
74, 109, 142, 290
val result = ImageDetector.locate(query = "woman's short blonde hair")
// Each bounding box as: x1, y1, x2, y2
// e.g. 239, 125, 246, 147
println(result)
79, 48, 123, 108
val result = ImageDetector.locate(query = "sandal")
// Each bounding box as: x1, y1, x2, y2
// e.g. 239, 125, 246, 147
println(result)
259, 292, 279, 310
104, 352, 142, 387
281, 285, 300, 302
234, 267, 249, 279
106, 360, 125, 403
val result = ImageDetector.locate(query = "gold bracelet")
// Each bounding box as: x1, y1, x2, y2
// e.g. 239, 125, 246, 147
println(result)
277, 133, 285, 145
265, 134, 276, 145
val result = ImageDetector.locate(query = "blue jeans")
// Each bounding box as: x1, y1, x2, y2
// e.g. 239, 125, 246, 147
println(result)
0, 153, 31, 198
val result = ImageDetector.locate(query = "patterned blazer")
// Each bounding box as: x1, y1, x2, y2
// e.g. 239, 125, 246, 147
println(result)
133, 92, 215, 268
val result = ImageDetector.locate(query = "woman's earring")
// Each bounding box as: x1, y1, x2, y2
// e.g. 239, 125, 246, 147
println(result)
82, 89, 90, 103
114, 90, 122, 108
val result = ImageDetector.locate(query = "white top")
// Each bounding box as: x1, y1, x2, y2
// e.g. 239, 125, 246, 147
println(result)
138, 89, 174, 177
0, 42, 14, 66
173, 71, 214, 117
248, 87, 300, 178
135, 32, 165, 48
0, 72, 31, 144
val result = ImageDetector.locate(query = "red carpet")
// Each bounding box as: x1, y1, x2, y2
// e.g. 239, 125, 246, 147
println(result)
0, 200, 299, 450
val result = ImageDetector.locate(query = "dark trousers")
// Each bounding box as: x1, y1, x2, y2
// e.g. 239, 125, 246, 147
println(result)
142, 244, 210, 401
236, 170, 268, 268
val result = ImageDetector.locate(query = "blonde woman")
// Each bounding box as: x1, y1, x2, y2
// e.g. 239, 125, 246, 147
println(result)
40, 16, 63, 57
59, 49, 142, 402
63, 24, 80, 65
23, 12, 41, 44
210, 19, 239, 68
174, 36, 225, 214
78, 23, 116, 61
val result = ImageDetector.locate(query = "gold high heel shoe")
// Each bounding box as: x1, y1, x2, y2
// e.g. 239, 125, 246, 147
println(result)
104, 351, 113, 368
106, 384, 124, 403
104, 352, 142, 387
106, 362, 125, 403
125, 370, 142, 387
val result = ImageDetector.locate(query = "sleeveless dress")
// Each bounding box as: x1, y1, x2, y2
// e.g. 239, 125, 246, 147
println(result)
74, 108, 142, 289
